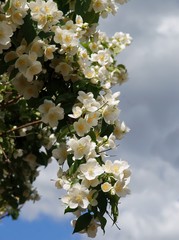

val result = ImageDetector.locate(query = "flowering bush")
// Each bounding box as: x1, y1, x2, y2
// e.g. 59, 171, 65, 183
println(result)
0, 0, 132, 237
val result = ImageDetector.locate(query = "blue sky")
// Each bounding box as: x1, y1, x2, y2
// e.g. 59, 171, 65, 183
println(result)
1, 0, 179, 239
1, 216, 79, 240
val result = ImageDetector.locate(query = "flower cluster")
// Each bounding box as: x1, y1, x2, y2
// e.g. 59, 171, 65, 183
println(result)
0, 0, 131, 237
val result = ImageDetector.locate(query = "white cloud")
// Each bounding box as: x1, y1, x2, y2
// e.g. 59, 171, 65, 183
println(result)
21, 160, 65, 221
157, 16, 179, 36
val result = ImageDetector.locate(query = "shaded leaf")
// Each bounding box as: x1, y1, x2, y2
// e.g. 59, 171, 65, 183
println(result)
73, 212, 92, 233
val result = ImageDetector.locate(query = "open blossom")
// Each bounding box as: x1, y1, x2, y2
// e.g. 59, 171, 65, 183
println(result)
101, 182, 112, 192
15, 53, 42, 81
86, 218, 100, 238
77, 91, 100, 112
55, 62, 73, 77
113, 120, 130, 139
54, 27, 78, 47
103, 159, 131, 180
102, 105, 119, 124
73, 118, 90, 136
68, 105, 83, 119
38, 100, 64, 128
62, 183, 90, 209
92, 0, 108, 13
79, 158, 104, 180
0, 21, 13, 46
12, 74, 43, 99
85, 112, 100, 127
91, 49, 113, 66
52, 143, 67, 164
113, 179, 130, 197
38, 100, 55, 114
29, 0, 63, 30
42, 105, 64, 128
67, 135, 96, 160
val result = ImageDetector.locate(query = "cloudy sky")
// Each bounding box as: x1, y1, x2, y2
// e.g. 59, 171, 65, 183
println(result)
1, 0, 179, 239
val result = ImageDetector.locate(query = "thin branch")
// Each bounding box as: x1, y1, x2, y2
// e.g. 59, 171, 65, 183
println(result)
6, 119, 42, 134
106, 210, 121, 231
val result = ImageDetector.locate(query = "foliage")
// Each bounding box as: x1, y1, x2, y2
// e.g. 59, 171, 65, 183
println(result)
0, 0, 132, 237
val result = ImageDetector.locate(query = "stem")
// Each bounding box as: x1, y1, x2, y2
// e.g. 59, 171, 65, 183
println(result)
106, 210, 121, 231
0, 120, 42, 136
6, 120, 42, 134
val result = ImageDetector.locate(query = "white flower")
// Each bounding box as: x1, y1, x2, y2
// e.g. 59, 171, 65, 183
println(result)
0, 21, 13, 45
38, 99, 55, 114
73, 118, 90, 136
15, 54, 31, 74
30, 38, 45, 57
55, 62, 72, 77
101, 182, 112, 192
54, 28, 78, 47
102, 160, 113, 173
24, 153, 38, 170
103, 159, 131, 180
42, 105, 64, 128
77, 91, 100, 112
92, 0, 108, 13
52, 143, 67, 164
85, 112, 100, 127
86, 218, 100, 238
79, 158, 104, 180
91, 49, 113, 66
12, 74, 42, 99
29, 0, 63, 30
68, 105, 83, 119
25, 61, 42, 81
83, 67, 96, 79
102, 105, 119, 124
15, 53, 42, 81
61, 183, 89, 209
67, 135, 96, 160
113, 180, 130, 197
44, 44, 57, 60
113, 120, 130, 139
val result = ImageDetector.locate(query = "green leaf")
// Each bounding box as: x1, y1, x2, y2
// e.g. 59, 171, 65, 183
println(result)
69, 159, 84, 175
100, 119, 114, 137
96, 191, 107, 216
75, 0, 99, 24
21, 14, 36, 44
97, 214, 107, 233
109, 195, 120, 224
64, 206, 78, 214
3, 0, 12, 12
67, 154, 74, 167
73, 212, 92, 234
0, 59, 9, 75
75, 0, 91, 14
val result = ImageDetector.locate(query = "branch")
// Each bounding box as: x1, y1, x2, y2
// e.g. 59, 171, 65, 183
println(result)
0, 119, 42, 137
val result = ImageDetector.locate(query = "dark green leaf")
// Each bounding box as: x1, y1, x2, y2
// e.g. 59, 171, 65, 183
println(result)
97, 214, 107, 233
64, 206, 78, 214
97, 191, 107, 215
75, 0, 91, 14
21, 14, 36, 44
0, 60, 9, 75
100, 119, 114, 137
69, 159, 83, 175
73, 212, 92, 234
67, 154, 74, 167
